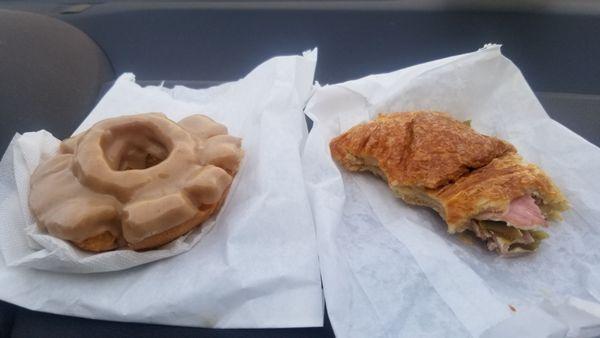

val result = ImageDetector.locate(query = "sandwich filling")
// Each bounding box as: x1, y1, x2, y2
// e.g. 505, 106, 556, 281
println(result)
471, 195, 548, 255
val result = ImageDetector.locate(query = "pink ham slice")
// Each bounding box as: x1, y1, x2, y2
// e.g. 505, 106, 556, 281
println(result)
477, 195, 546, 230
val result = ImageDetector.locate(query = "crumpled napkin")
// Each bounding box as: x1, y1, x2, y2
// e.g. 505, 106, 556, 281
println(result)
303, 44, 600, 337
0, 50, 323, 328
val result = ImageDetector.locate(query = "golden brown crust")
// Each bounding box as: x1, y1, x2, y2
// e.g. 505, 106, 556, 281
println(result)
330, 111, 569, 236
330, 111, 515, 189
128, 209, 212, 251
75, 231, 119, 252
433, 153, 569, 232
128, 188, 229, 251
74, 190, 230, 252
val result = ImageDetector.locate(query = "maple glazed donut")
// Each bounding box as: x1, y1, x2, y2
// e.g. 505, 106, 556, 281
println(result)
29, 113, 243, 252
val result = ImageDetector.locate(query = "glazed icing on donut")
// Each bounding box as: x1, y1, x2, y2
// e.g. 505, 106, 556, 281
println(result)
29, 113, 243, 251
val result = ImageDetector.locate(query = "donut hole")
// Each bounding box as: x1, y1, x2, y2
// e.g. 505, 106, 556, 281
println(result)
117, 142, 168, 170
101, 123, 171, 171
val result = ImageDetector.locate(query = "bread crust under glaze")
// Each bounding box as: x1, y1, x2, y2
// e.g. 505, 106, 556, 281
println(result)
29, 113, 243, 252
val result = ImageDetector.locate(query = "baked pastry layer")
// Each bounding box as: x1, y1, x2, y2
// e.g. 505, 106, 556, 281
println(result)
330, 111, 568, 255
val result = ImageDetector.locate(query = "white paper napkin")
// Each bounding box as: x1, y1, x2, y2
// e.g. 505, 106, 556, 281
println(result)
303, 45, 600, 337
0, 50, 323, 328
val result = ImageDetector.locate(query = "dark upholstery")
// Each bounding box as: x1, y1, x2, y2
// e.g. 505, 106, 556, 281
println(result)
0, 9, 113, 151
0, 300, 333, 338
0, 300, 15, 338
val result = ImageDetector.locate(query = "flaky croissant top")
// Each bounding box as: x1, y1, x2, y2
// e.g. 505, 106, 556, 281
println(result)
330, 111, 569, 255
29, 113, 243, 252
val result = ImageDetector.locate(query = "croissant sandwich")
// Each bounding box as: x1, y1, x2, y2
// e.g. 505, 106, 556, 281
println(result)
330, 111, 569, 255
